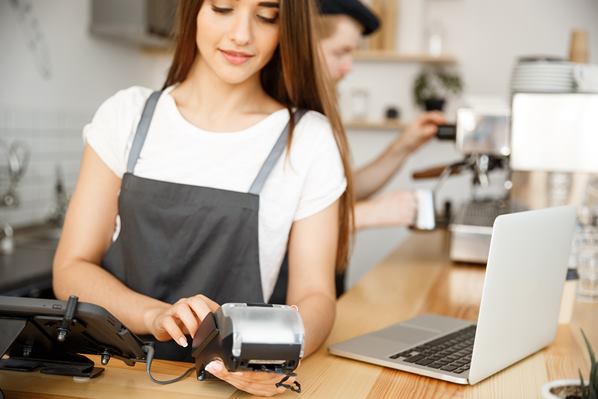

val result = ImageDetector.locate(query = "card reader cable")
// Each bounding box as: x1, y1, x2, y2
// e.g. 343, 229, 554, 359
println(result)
142, 344, 301, 393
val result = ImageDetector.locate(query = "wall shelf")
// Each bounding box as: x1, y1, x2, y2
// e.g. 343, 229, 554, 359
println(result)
344, 120, 405, 131
354, 51, 457, 64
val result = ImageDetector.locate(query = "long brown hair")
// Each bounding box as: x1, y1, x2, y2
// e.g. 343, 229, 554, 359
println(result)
164, 0, 354, 272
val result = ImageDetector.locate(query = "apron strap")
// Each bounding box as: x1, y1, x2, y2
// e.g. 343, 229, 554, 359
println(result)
248, 110, 307, 195
127, 91, 163, 174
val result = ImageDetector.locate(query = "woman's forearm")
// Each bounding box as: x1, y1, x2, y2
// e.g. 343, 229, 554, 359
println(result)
53, 260, 169, 334
295, 292, 336, 356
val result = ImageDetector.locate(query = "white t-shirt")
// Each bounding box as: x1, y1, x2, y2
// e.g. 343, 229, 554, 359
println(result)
83, 86, 347, 301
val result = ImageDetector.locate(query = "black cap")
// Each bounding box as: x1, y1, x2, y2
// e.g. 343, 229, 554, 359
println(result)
316, 0, 381, 36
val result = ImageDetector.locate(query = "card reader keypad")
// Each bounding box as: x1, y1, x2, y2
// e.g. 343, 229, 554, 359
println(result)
389, 325, 476, 375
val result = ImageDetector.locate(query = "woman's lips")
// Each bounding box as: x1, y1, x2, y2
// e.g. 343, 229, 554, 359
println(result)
219, 49, 254, 65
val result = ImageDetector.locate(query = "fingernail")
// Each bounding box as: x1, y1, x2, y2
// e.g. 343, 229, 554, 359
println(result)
178, 337, 188, 347
206, 361, 223, 372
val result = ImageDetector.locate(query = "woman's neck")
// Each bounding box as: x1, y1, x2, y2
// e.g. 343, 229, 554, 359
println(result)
170, 57, 281, 131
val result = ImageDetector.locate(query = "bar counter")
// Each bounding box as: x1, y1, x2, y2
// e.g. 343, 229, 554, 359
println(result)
1, 231, 596, 398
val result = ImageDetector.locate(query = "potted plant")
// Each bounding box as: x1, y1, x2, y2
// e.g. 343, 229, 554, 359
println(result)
541, 330, 597, 399
412, 66, 463, 112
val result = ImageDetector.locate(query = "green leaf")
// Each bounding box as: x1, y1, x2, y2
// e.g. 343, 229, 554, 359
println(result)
582, 329, 596, 366
411, 67, 464, 108
581, 329, 598, 399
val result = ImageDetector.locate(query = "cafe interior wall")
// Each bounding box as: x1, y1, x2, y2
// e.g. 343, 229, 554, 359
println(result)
344, 0, 598, 288
0, 0, 169, 226
1, 0, 597, 289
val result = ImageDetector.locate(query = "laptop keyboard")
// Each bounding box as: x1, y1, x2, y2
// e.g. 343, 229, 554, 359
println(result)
389, 325, 476, 374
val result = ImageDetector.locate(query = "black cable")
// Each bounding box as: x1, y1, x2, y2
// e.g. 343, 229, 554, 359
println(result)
276, 372, 301, 393
0, 386, 4, 399
142, 344, 301, 393
142, 345, 195, 385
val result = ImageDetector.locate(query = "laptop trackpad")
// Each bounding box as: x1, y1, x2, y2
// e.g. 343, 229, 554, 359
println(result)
373, 324, 441, 346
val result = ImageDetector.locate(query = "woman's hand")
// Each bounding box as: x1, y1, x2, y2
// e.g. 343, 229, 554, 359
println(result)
143, 294, 220, 346
205, 360, 296, 397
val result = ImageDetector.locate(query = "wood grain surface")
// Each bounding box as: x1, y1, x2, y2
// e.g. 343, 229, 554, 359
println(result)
1, 231, 596, 398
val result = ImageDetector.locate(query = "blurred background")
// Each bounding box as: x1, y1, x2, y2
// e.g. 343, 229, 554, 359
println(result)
1, 0, 597, 296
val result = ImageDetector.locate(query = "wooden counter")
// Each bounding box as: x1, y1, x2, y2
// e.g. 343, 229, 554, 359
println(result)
1, 231, 596, 398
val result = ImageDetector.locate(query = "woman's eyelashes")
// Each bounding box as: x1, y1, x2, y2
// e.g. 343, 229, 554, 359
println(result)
211, 5, 233, 14
257, 13, 278, 24
210, 5, 278, 24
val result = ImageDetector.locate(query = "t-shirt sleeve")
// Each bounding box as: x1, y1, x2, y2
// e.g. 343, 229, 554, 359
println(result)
294, 113, 348, 221
82, 87, 150, 178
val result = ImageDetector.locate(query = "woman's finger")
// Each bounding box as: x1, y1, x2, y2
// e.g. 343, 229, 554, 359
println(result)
187, 296, 213, 322
206, 361, 287, 396
172, 302, 200, 337
228, 375, 289, 389
225, 375, 296, 394
216, 374, 285, 396
227, 375, 294, 396
161, 315, 188, 347
229, 370, 289, 383
196, 294, 220, 312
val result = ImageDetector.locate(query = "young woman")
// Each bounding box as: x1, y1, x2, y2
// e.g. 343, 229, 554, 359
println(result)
52, 0, 353, 395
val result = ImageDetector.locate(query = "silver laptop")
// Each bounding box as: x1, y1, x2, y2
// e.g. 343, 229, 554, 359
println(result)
329, 206, 576, 385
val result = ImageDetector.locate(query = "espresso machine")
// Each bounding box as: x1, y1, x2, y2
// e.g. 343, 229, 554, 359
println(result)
509, 93, 598, 208
413, 104, 525, 263
414, 91, 598, 263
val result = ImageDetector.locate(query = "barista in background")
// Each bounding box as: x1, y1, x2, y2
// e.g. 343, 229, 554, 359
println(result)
317, 0, 445, 229
318, 0, 445, 290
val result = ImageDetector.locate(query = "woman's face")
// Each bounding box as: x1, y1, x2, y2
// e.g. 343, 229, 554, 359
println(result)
196, 0, 281, 85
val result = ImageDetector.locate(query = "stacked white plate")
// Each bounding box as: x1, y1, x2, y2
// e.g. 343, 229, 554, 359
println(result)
511, 61, 575, 93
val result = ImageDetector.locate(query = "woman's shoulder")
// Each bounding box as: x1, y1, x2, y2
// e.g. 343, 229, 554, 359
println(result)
295, 110, 333, 136
99, 86, 155, 114
298, 109, 330, 126
89, 86, 159, 131
83, 86, 157, 177
286, 109, 343, 170
293, 110, 336, 148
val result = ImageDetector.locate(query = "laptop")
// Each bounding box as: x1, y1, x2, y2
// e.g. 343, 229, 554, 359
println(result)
329, 206, 576, 385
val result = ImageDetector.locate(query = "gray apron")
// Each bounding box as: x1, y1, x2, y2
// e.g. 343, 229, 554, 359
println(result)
101, 91, 304, 361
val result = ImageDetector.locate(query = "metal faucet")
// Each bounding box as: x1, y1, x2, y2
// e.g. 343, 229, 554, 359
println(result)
3, 140, 30, 207
48, 164, 68, 228
0, 140, 12, 254
0, 223, 14, 255
0, 139, 30, 255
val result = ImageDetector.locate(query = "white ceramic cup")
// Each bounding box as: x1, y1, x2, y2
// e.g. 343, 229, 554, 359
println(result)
411, 189, 436, 230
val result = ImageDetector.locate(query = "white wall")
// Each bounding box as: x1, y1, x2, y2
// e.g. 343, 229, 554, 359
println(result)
0, 0, 171, 110
343, 0, 598, 287
425, 0, 598, 97
0, 0, 171, 226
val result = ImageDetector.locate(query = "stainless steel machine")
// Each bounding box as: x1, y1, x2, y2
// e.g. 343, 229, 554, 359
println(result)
413, 91, 598, 263
413, 102, 519, 263
509, 93, 598, 209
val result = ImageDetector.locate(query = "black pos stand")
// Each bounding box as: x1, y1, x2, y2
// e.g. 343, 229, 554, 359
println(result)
0, 293, 150, 396
0, 296, 106, 379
